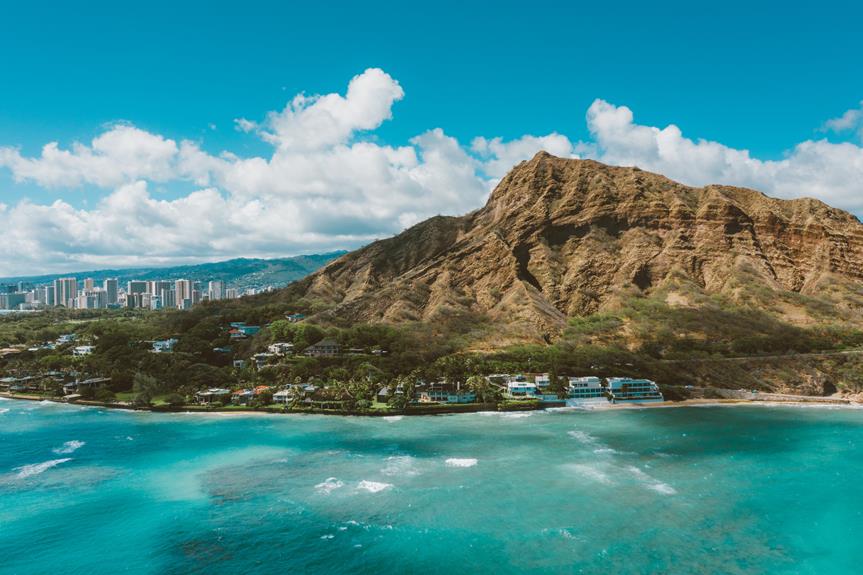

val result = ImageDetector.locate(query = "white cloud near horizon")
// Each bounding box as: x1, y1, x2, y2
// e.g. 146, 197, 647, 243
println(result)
1, 68, 862, 276
586, 99, 863, 213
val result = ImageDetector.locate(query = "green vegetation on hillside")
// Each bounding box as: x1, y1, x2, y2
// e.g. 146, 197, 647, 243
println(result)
3, 280, 863, 404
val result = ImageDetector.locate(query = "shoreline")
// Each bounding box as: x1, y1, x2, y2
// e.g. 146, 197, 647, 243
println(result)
2, 392, 859, 416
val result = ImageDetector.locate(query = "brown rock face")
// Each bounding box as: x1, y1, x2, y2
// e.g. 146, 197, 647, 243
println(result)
292, 152, 863, 339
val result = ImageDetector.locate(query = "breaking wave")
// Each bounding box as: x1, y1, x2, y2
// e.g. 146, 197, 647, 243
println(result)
445, 458, 478, 468
356, 480, 393, 493
14, 458, 72, 479
314, 477, 344, 495
626, 465, 677, 495
566, 463, 613, 485
52, 440, 85, 454
381, 455, 420, 477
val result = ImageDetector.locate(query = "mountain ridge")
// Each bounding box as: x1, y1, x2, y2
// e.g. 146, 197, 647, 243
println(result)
288, 152, 863, 343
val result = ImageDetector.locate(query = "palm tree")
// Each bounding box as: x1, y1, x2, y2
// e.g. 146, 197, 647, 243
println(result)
466, 374, 499, 404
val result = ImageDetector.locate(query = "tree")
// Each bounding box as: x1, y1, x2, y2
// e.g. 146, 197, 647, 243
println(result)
253, 390, 274, 407
94, 387, 116, 403
547, 370, 568, 399
388, 373, 418, 410
164, 393, 186, 407
132, 373, 160, 406
466, 374, 500, 404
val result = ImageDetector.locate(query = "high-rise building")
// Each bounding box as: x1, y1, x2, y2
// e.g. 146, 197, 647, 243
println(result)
0, 292, 26, 310
147, 280, 172, 296
226, 288, 239, 300
127, 281, 148, 296
54, 278, 78, 308
40, 285, 56, 306
175, 279, 193, 309
103, 279, 118, 305
160, 288, 176, 309
208, 281, 226, 301
83, 278, 95, 292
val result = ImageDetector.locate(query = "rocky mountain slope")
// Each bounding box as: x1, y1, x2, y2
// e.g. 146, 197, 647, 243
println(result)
291, 152, 863, 344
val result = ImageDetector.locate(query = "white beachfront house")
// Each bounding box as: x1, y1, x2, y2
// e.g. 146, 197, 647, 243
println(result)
605, 377, 664, 404
195, 388, 231, 404
566, 376, 608, 406
72, 345, 95, 356
507, 380, 538, 398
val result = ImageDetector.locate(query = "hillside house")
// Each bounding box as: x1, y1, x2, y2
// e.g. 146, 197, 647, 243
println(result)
303, 339, 341, 357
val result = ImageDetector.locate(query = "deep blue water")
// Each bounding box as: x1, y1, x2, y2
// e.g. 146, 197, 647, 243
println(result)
2, 398, 863, 574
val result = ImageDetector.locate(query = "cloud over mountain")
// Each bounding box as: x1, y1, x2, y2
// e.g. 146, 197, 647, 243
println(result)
0, 68, 861, 276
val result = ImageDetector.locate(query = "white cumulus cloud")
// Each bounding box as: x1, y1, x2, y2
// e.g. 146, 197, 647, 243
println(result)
1, 71, 862, 277
586, 99, 863, 214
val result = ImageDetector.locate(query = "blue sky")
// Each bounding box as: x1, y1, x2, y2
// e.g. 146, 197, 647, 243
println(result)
1, 0, 862, 275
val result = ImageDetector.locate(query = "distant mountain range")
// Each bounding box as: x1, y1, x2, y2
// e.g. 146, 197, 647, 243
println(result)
0, 252, 347, 290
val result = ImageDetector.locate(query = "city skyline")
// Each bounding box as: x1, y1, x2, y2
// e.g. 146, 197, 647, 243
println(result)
0, 275, 261, 312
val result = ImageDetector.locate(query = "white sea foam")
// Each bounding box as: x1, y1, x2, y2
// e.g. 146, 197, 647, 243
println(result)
0, 408, 9, 415
320, 534, 335, 540
52, 440, 85, 454
315, 477, 344, 494
648, 482, 678, 495
567, 430, 599, 445
14, 458, 72, 479
381, 456, 419, 477
445, 458, 478, 468
592, 448, 617, 455
356, 480, 392, 493
500, 412, 533, 418
382, 415, 404, 422
567, 463, 613, 485
626, 465, 677, 495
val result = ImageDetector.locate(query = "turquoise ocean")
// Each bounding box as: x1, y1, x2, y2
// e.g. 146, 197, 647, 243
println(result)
2, 398, 862, 574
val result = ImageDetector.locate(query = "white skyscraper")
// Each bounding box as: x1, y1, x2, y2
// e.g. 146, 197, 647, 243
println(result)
208, 280, 226, 301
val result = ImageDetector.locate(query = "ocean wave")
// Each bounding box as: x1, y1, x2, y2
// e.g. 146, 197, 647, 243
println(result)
626, 465, 677, 495
52, 440, 85, 454
445, 458, 478, 468
356, 480, 393, 493
500, 412, 533, 419
381, 455, 419, 477
648, 482, 678, 495
566, 463, 613, 485
382, 415, 404, 422
14, 458, 72, 479
567, 430, 599, 445
0, 408, 9, 415
315, 477, 344, 494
